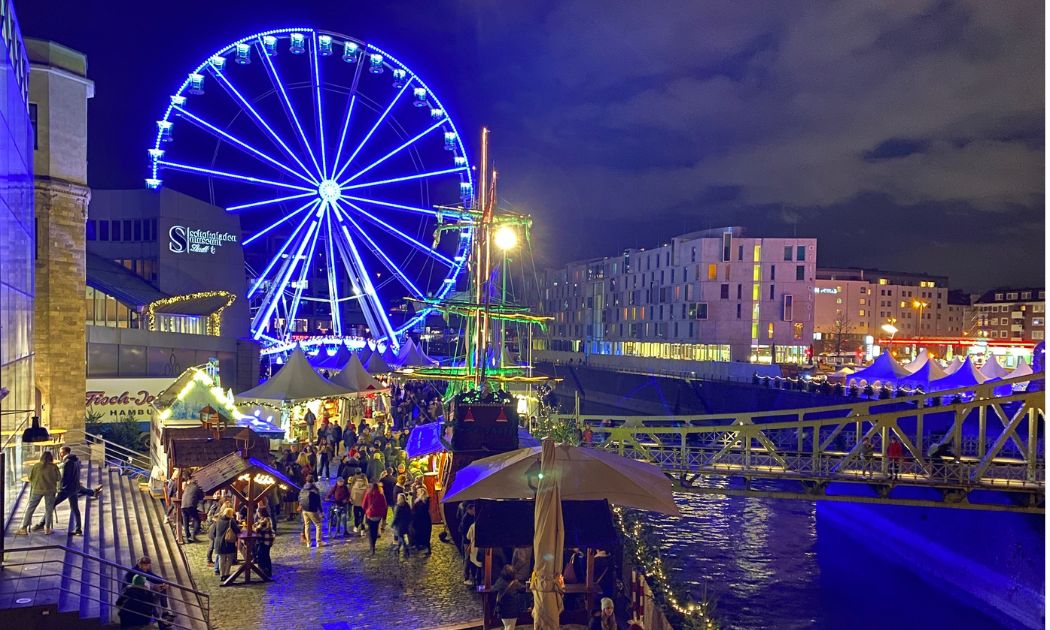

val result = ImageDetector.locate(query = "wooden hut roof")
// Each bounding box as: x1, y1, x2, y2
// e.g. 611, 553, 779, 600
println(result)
188, 452, 298, 495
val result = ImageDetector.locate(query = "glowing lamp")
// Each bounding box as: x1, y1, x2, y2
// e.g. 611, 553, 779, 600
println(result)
430, 107, 444, 120
157, 120, 173, 142
235, 43, 251, 64
494, 225, 518, 251
262, 35, 278, 56
187, 73, 205, 95
369, 53, 384, 74
459, 181, 472, 201
413, 87, 427, 107
343, 41, 359, 63
392, 68, 407, 88
148, 148, 165, 161
444, 130, 457, 151
290, 32, 305, 54
454, 156, 467, 167
318, 34, 333, 56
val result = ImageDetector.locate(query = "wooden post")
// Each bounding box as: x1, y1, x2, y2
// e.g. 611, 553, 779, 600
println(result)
586, 548, 596, 613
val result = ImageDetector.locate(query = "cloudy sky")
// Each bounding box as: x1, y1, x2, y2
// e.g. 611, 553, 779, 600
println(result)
21, 0, 1044, 291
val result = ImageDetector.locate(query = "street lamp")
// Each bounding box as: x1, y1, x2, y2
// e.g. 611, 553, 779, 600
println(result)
912, 300, 928, 334
494, 225, 518, 251
880, 323, 898, 341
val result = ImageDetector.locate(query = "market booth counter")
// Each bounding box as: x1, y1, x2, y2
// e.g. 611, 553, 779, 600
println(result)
473, 498, 619, 628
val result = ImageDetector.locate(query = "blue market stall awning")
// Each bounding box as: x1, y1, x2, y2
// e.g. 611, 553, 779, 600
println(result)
405, 421, 539, 459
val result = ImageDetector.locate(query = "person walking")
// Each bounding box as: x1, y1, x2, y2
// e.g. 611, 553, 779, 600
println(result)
180, 477, 204, 543
860, 437, 876, 479
325, 477, 350, 536
33, 446, 99, 536
410, 487, 432, 555
213, 507, 240, 580
493, 564, 526, 630
349, 473, 368, 536
367, 451, 385, 483
254, 508, 275, 577
391, 494, 412, 558
329, 420, 343, 457
17, 450, 61, 535
887, 437, 904, 480
362, 482, 388, 555
299, 475, 324, 547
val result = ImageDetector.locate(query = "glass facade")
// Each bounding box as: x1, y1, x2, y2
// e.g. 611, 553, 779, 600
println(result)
0, 0, 33, 427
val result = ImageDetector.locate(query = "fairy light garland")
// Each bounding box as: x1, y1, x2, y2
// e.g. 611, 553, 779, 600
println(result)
613, 506, 720, 630
146, 290, 237, 335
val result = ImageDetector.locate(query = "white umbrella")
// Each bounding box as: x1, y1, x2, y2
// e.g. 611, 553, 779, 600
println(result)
442, 442, 680, 516
530, 439, 564, 630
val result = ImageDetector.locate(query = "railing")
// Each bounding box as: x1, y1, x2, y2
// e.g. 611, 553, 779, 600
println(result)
64, 429, 152, 479
560, 373, 1045, 512
2, 544, 210, 629
0, 411, 32, 560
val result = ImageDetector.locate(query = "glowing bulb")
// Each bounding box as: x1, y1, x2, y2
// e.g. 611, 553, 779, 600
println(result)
494, 225, 518, 251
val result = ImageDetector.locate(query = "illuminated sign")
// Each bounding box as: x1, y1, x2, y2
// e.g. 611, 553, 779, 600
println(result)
169, 225, 237, 255
86, 378, 173, 422
814, 288, 839, 294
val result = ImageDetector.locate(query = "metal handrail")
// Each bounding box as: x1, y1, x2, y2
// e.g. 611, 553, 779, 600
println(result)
4, 544, 210, 628
67, 429, 151, 462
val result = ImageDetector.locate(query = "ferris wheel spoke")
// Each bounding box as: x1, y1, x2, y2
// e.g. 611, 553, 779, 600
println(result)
330, 94, 358, 181
243, 198, 319, 245
341, 200, 455, 267
209, 67, 317, 182
257, 41, 324, 179
172, 105, 318, 186
283, 206, 323, 341
330, 215, 399, 346
342, 194, 474, 222
322, 207, 343, 336
247, 203, 319, 298
229, 191, 316, 214
252, 217, 321, 340
340, 117, 448, 186
331, 79, 414, 182
342, 166, 468, 191
155, 160, 315, 193
310, 33, 328, 177
331, 202, 424, 299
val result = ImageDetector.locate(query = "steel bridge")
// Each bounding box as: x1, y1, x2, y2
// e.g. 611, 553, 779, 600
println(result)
558, 373, 1045, 513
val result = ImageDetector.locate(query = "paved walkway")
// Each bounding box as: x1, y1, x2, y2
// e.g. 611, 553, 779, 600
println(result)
178, 518, 481, 629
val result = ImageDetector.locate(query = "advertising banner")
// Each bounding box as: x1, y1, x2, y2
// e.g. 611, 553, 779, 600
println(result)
86, 378, 175, 423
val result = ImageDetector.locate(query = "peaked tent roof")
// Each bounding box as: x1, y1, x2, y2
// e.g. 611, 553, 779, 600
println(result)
904, 355, 949, 383
943, 357, 964, 375
902, 349, 930, 373
330, 353, 387, 394
236, 346, 355, 402
189, 452, 299, 495
380, 343, 400, 367
980, 355, 1010, 380
1006, 357, 1033, 379
397, 338, 438, 367
848, 352, 912, 384
311, 345, 353, 371
357, 344, 374, 366
929, 357, 988, 391
365, 350, 393, 374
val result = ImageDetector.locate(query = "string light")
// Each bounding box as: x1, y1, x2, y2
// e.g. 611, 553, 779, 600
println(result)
146, 291, 237, 336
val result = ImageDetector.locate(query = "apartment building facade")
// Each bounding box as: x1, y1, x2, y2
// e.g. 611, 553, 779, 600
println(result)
536, 227, 817, 364
974, 288, 1046, 342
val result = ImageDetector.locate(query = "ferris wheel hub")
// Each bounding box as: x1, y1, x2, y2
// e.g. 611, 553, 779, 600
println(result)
317, 179, 343, 204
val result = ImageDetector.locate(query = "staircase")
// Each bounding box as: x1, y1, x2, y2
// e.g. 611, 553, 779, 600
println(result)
1, 439, 209, 629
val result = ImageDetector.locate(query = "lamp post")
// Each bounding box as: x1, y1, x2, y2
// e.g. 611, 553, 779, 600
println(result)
912, 300, 929, 335
493, 225, 518, 370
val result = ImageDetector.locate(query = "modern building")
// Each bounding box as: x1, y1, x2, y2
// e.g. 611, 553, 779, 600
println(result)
0, 0, 34, 427
535, 227, 817, 364
814, 268, 965, 357
85, 188, 259, 392
29, 39, 93, 430
974, 288, 1046, 342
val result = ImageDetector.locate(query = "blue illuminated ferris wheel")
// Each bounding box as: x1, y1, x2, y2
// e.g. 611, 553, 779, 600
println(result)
147, 27, 474, 349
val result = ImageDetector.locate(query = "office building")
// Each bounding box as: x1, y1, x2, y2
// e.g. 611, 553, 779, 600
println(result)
974, 288, 1045, 342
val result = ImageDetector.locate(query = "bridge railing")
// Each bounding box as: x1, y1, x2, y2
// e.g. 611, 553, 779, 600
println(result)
559, 372, 1045, 499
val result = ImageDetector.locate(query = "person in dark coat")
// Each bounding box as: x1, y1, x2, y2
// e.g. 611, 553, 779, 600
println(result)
213, 508, 240, 580
493, 564, 526, 629
380, 468, 397, 508
117, 574, 155, 628
409, 488, 432, 555
391, 494, 413, 557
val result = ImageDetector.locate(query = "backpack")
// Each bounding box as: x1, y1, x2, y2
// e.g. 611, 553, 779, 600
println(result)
299, 485, 320, 512
223, 522, 237, 543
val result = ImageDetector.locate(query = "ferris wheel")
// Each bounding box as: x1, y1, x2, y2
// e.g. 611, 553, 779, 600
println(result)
147, 27, 474, 349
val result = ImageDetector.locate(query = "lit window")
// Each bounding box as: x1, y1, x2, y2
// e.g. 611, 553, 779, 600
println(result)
859, 310, 865, 316
767, 322, 774, 339
879, 278, 888, 285
707, 264, 717, 280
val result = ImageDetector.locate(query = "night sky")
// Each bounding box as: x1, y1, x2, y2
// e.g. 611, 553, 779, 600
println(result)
19, 1, 1044, 292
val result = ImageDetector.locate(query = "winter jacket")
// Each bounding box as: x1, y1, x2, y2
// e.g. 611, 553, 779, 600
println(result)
362, 489, 388, 519
213, 516, 240, 555
325, 484, 350, 506
349, 478, 368, 507
59, 453, 82, 492
28, 460, 61, 495
182, 480, 204, 510
392, 503, 412, 535
494, 576, 526, 620
329, 424, 342, 444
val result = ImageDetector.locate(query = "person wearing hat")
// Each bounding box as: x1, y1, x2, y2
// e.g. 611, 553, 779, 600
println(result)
589, 597, 619, 630
117, 573, 156, 628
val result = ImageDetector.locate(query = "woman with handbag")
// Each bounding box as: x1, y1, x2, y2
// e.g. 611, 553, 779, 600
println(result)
493, 565, 526, 630
213, 507, 240, 580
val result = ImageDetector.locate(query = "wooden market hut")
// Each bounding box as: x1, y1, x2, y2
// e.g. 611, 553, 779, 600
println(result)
189, 451, 299, 586
473, 498, 620, 628
161, 426, 271, 478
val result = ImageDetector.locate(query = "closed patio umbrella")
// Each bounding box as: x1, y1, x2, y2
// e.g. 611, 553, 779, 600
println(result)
530, 438, 564, 629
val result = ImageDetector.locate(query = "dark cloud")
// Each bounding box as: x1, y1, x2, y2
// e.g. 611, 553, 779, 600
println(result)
19, 0, 1043, 291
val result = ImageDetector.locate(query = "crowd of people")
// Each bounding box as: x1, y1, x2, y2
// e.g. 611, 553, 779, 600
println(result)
391, 380, 445, 431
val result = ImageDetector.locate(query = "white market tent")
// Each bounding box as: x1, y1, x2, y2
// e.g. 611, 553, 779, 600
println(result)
928, 357, 988, 391
365, 350, 393, 374
396, 337, 438, 368
848, 352, 912, 387
943, 357, 964, 375
330, 353, 387, 394
236, 346, 355, 403
1006, 357, 1033, 379
979, 355, 1011, 380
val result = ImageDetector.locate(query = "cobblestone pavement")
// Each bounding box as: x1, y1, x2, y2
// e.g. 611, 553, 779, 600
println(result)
178, 517, 481, 630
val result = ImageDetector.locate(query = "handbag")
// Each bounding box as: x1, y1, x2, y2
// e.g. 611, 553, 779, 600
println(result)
223, 525, 237, 543
562, 552, 579, 584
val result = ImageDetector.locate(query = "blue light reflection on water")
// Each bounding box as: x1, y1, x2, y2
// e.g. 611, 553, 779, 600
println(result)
650, 491, 1038, 630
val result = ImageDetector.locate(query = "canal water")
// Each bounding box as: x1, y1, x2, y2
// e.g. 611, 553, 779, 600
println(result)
651, 490, 1044, 630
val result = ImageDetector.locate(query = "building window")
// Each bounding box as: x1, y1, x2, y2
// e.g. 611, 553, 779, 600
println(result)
769, 284, 775, 300
771, 265, 776, 281
767, 322, 774, 339
29, 103, 39, 149
722, 233, 732, 262
696, 303, 708, 319
99, 220, 110, 241
795, 265, 804, 281
995, 293, 1003, 300
859, 310, 865, 317
879, 278, 888, 285
1033, 331, 1045, 340
736, 303, 742, 319
738, 244, 744, 261
783, 294, 794, 321
707, 264, 717, 280
737, 284, 742, 299
720, 284, 729, 300
86, 220, 96, 241
796, 245, 805, 261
